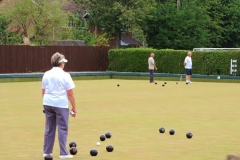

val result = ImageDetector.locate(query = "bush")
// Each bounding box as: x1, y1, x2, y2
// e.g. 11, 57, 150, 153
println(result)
108, 48, 240, 75
108, 48, 157, 72
0, 14, 22, 45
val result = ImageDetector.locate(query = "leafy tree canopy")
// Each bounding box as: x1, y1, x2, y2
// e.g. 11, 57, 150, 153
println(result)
74, 0, 156, 47
1, 0, 70, 45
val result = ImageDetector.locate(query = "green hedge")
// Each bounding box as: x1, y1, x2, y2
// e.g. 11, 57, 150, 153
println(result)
108, 48, 240, 75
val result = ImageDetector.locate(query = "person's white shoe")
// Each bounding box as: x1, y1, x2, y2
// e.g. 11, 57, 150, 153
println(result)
189, 81, 192, 84
43, 153, 52, 157
59, 155, 73, 159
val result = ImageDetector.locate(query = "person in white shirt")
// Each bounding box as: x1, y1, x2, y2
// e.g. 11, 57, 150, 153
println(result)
184, 51, 193, 84
148, 53, 157, 83
42, 52, 77, 159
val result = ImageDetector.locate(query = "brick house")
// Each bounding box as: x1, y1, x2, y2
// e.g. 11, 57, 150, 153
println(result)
0, 0, 141, 47
62, 0, 141, 48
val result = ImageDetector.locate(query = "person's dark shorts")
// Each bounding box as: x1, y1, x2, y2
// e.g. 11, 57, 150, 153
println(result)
186, 69, 192, 75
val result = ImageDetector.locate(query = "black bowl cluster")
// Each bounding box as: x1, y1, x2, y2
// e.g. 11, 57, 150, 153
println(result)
44, 142, 78, 160
154, 81, 180, 86
100, 132, 112, 141
90, 132, 114, 156
159, 127, 193, 139
69, 142, 78, 155
162, 82, 167, 87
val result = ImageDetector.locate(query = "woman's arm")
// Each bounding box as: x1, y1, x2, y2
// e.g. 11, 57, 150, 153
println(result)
42, 89, 45, 98
67, 89, 77, 117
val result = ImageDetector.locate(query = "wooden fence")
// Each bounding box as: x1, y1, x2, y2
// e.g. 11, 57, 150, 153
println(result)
0, 45, 112, 73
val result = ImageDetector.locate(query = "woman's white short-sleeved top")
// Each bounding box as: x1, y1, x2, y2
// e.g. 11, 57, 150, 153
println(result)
42, 67, 75, 108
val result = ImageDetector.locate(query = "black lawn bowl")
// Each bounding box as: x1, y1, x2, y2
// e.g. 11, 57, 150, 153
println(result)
106, 145, 114, 152
117, 84, 120, 87
186, 82, 188, 85
186, 132, 193, 139
90, 149, 98, 156
164, 82, 167, 84
105, 132, 112, 139
169, 129, 175, 135
69, 147, 78, 155
69, 142, 77, 148
159, 127, 165, 133
175, 82, 178, 84
44, 154, 53, 160
155, 82, 157, 85
162, 84, 165, 87
100, 134, 106, 141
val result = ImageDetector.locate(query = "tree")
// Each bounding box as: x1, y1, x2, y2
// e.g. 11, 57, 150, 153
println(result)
59, 12, 110, 46
146, 0, 211, 49
199, 0, 225, 47
0, 14, 22, 44
74, 0, 156, 48
1, 0, 70, 45
220, 0, 240, 48
196, 0, 240, 48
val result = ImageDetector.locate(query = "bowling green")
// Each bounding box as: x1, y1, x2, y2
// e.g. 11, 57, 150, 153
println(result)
0, 80, 239, 160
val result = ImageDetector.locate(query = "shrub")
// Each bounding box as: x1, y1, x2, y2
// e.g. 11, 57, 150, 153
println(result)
108, 48, 240, 75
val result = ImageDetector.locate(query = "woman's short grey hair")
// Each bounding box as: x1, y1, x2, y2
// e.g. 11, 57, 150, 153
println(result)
51, 52, 65, 67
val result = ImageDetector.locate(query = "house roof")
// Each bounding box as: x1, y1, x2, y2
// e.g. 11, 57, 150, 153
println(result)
121, 32, 141, 46
121, 40, 128, 46
62, 0, 79, 12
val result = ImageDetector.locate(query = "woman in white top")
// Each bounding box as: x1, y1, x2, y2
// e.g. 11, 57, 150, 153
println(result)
42, 52, 77, 159
184, 51, 193, 84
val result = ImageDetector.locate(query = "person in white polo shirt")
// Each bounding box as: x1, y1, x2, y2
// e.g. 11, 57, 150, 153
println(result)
184, 51, 193, 84
42, 52, 77, 159
148, 53, 157, 83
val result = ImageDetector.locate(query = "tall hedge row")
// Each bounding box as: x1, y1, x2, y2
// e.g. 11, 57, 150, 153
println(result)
108, 48, 240, 75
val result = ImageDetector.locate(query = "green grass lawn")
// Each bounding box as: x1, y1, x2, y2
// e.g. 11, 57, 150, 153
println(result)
0, 79, 240, 160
